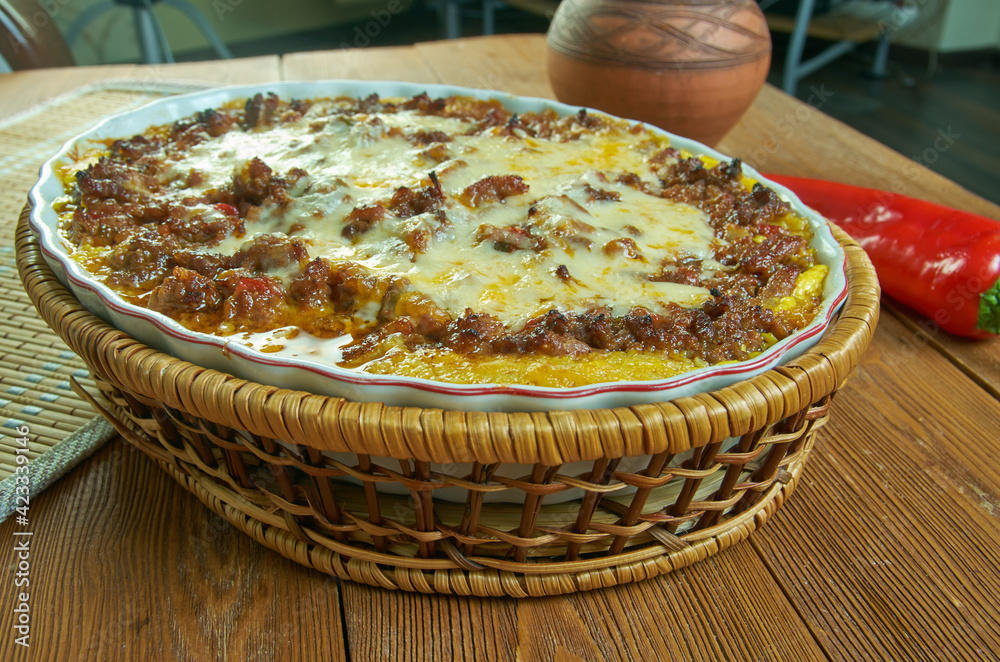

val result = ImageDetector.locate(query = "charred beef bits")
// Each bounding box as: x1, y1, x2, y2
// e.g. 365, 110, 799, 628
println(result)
242, 92, 279, 130
229, 234, 309, 273
229, 157, 293, 208
388, 179, 445, 218
460, 175, 529, 207
69, 156, 152, 246
342, 204, 387, 241
476, 223, 547, 253
148, 266, 223, 316
440, 310, 506, 355
222, 275, 288, 331
105, 230, 179, 291
603, 237, 643, 260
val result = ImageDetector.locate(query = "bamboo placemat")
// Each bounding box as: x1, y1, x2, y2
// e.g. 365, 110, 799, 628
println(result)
0, 81, 212, 521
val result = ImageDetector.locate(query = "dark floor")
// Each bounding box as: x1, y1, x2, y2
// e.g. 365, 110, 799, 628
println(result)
181, 4, 547, 58
183, 4, 1000, 206
768, 38, 1000, 205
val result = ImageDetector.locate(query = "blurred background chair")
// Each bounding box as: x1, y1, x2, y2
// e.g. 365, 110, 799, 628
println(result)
482, 0, 556, 36
761, 0, 923, 94
0, 0, 76, 71
65, 0, 232, 64
436, 0, 554, 39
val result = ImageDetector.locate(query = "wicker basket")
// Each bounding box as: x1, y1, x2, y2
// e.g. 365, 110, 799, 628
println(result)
17, 206, 879, 597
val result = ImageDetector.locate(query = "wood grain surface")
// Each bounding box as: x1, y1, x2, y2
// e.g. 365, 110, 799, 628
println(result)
2, 35, 1000, 662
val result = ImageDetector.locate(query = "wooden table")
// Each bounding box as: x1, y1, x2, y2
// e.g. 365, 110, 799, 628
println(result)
2, 35, 1000, 661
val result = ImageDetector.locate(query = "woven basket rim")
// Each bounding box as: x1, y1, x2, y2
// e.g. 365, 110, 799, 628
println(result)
16, 206, 880, 465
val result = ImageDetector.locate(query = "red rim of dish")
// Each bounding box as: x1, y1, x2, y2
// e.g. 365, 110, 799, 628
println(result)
36, 238, 849, 399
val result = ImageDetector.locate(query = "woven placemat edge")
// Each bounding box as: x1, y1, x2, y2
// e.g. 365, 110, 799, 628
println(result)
0, 77, 218, 132
1, 80, 217, 521
0, 417, 116, 523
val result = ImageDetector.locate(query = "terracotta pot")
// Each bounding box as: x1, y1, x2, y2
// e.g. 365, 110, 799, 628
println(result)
546, 0, 771, 146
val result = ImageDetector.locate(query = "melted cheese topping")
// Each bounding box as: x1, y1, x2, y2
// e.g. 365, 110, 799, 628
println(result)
163, 102, 722, 327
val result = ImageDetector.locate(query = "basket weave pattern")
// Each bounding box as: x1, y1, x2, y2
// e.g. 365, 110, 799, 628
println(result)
17, 208, 879, 596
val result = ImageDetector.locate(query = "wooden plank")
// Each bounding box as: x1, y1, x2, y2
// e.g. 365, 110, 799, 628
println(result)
342, 540, 828, 661
127, 55, 284, 86
516, 598, 612, 662
749, 312, 1000, 660
886, 306, 1000, 400
342, 584, 519, 661
281, 47, 441, 84
0, 56, 282, 118
414, 35, 554, 98
0, 441, 348, 661
565, 544, 829, 662
286, 35, 554, 99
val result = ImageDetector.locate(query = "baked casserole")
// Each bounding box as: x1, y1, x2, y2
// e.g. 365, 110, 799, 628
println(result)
53, 91, 829, 388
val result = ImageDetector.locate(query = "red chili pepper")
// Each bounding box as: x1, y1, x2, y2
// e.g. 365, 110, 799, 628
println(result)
235, 276, 278, 296
215, 202, 239, 216
765, 173, 1000, 338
